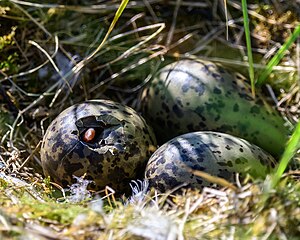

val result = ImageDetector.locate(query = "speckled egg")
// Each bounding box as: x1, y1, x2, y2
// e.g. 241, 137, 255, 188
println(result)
141, 59, 289, 158
145, 131, 276, 192
41, 100, 157, 194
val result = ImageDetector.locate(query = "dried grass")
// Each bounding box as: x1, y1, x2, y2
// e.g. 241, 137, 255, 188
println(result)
0, 0, 299, 239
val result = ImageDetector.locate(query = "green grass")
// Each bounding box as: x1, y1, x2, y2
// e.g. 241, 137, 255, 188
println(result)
257, 24, 300, 86
272, 121, 300, 187
239, 1, 299, 190
76, 0, 129, 69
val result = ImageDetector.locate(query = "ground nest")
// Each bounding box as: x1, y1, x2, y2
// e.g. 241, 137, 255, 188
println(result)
0, 0, 300, 239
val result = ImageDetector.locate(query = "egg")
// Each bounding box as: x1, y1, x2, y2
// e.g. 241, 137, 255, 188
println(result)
141, 59, 289, 158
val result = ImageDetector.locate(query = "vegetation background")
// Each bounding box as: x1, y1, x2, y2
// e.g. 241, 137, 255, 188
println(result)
0, 0, 299, 239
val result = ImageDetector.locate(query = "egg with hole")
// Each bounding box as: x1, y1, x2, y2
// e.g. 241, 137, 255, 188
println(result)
40, 99, 157, 194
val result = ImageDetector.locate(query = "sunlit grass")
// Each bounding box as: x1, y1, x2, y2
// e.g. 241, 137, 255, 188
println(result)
0, 0, 299, 239
239, 1, 299, 188
1, 176, 299, 239
81, 0, 129, 64
272, 121, 300, 187
257, 24, 300, 86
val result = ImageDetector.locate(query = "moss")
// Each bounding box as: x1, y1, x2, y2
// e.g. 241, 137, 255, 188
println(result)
0, 1, 299, 239
0, 26, 18, 74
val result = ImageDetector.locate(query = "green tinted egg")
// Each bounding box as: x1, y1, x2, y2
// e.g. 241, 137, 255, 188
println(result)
141, 59, 289, 158
145, 131, 276, 192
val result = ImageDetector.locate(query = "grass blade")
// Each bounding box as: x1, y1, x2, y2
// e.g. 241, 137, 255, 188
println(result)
257, 24, 300, 86
86, 0, 129, 62
74, 0, 129, 72
272, 121, 300, 187
242, 0, 255, 97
